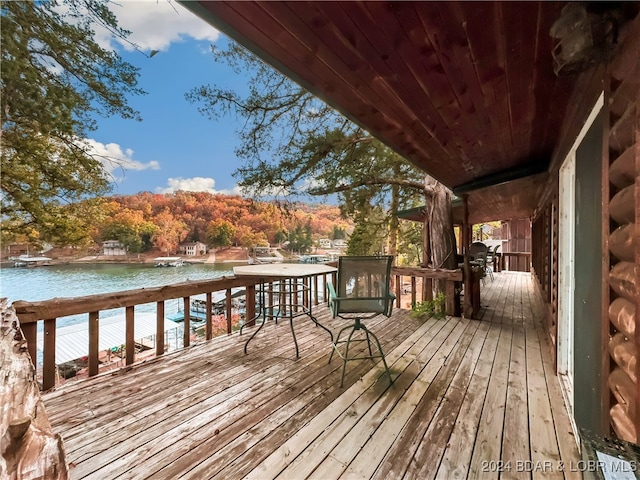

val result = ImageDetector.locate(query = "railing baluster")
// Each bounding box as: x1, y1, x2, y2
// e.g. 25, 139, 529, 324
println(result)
156, 301, 165, 356
424, 277, 433, 301
21, 322, 37, 369
183, 297, 190, 347
395, 275, 402, 308
225, 289, 232, 334
246, 285, 256, 326
410, 276, 417, 305
205, 292, 213, 340
88, 312, 99, 377
125, 306, 135, 365
42, 318, 57, 391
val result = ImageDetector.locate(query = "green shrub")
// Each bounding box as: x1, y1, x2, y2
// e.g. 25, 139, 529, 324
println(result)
411, 292, 446, 319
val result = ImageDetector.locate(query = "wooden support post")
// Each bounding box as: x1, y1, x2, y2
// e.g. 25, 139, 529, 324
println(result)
461, 194, 475, 318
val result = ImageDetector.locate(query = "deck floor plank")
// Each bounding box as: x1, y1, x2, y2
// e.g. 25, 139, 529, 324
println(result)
314, 319, 477, 480
40, 271, 581, 480
376, 321, 490, 480
246, 317, 460, 480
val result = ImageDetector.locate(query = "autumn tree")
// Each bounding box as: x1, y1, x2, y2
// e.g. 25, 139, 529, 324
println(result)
233, 225, 267, 249
1, 0, 145, 244
188, 42, 456, 268
207, 219, 236, 248
151, 209, 188, 254
99, 207, 157, 253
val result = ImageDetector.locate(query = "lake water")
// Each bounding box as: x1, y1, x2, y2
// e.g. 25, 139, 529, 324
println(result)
0, 262, 240, 327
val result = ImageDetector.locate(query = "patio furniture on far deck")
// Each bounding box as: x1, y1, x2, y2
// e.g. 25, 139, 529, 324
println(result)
468, 242, 490, 285
327, 255, 396, 387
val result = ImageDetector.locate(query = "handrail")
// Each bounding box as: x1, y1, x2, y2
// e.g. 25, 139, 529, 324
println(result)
12, 272, 334, 391
391, 266, 463, 316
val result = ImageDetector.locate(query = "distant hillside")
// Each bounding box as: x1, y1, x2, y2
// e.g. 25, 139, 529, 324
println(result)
94, 191, 353, 253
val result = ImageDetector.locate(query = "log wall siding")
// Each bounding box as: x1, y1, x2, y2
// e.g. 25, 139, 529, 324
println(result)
605, 15, 640, 444
530, 9, 640, 444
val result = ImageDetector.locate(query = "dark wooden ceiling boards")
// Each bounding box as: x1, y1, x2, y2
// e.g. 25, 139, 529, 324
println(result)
185, 1, 578, 223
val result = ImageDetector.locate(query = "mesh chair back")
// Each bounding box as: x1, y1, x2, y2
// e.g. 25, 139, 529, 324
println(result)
336, 256, 394, 314
468, 242, 488, 263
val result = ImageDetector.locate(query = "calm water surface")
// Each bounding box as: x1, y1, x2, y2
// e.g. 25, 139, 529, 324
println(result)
0, 262, 240, 327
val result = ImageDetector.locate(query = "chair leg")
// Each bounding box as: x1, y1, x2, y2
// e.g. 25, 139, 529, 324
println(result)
330, 318, 393, 388
360, 324, 392, 387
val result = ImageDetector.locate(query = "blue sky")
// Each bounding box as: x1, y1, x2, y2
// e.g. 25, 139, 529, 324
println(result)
87, 0, 249, 196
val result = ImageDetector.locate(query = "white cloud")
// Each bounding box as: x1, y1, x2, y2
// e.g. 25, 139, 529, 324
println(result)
95, 0, 220, 53
158, 177, 243, 195
80, 138, 160, 177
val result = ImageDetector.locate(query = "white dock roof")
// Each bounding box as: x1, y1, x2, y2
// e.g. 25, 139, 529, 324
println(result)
37, 313, 181, 365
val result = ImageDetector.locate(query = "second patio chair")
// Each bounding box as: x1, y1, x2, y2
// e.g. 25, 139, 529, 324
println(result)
327, 255, 396, 387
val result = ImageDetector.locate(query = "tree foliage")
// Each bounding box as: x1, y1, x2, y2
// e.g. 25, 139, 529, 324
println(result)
187, 43, 459, 266
206, 219, 236, 248
187, 43, 428, 254
1, 0, 143, 242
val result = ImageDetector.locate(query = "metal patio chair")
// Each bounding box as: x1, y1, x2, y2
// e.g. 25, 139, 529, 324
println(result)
468, 241, 489, 286
327, 255, 396, 387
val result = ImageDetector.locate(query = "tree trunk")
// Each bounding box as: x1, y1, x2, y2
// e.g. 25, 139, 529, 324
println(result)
0, 299, 69, 479
388, 177, 400, 257
424, 175, 458, 270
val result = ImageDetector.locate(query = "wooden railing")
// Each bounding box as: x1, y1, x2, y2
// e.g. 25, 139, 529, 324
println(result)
13, 272, 338, 391
11, 266, 468, 391
391, 266, 464, 316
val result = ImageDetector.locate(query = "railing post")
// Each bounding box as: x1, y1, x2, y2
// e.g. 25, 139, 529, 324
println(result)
156, 301, 165, 356
225, 289, 232, 334
423, 277, 433, 302
445, 280, 457, 316
313, 274, 319, 305
183, 297, 190, 347
42, 319, 57, 391
125, 306, 135, 365
395, 274, 402, 308
21, 322, 37, 369
410, 276, 417, 305
246, 284, 256, 327
88, 312, 99, 378
205, 292, 213, 340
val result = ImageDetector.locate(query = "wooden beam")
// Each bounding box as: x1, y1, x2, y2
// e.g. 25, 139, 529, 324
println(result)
452, 161, 548, 195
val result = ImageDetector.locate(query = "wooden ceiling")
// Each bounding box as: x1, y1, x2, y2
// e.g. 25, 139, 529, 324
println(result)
184, 1, 578, 223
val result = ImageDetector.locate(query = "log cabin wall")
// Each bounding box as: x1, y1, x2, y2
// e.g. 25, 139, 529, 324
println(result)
605, 13, 639, 444
532, 11, 639, 442
531, 201, 558, 347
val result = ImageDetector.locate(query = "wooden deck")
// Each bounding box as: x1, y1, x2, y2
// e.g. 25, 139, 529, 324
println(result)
42, 272, 581, 479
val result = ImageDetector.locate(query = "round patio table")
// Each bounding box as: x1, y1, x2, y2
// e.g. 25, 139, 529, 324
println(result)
233, 263, 336, 357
